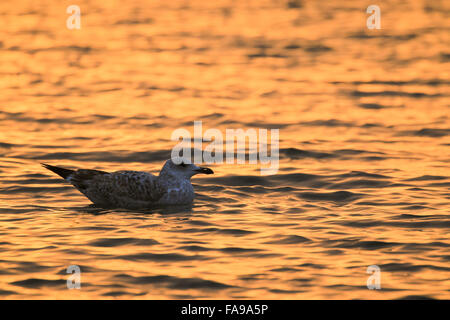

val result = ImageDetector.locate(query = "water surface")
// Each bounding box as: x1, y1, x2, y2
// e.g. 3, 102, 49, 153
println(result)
0, 0, 449, 299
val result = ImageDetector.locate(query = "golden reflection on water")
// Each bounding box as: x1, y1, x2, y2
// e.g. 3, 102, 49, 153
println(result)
0, 0, 449, 299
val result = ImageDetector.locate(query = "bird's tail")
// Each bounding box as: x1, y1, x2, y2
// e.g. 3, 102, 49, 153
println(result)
42, 163, 75, 179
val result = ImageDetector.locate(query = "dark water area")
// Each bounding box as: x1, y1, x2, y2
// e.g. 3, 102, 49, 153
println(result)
0, 0, 449, 299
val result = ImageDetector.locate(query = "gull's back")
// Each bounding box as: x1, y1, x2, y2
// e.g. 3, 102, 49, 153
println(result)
42, 163, 166, 208
72, 170, 165, 208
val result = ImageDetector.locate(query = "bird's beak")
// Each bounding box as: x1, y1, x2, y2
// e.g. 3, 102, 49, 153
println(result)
194, 167, 214, 175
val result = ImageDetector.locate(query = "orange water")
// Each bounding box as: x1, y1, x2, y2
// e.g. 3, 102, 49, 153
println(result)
0, 0, 449, 299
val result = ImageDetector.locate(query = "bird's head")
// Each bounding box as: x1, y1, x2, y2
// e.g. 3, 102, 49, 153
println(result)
159, 158, 214, 179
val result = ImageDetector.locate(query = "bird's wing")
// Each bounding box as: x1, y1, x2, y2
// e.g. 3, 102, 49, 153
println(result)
71, 170, 165, 204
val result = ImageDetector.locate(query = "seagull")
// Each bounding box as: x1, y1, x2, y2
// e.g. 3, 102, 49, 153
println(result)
42, 158, 214, 209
